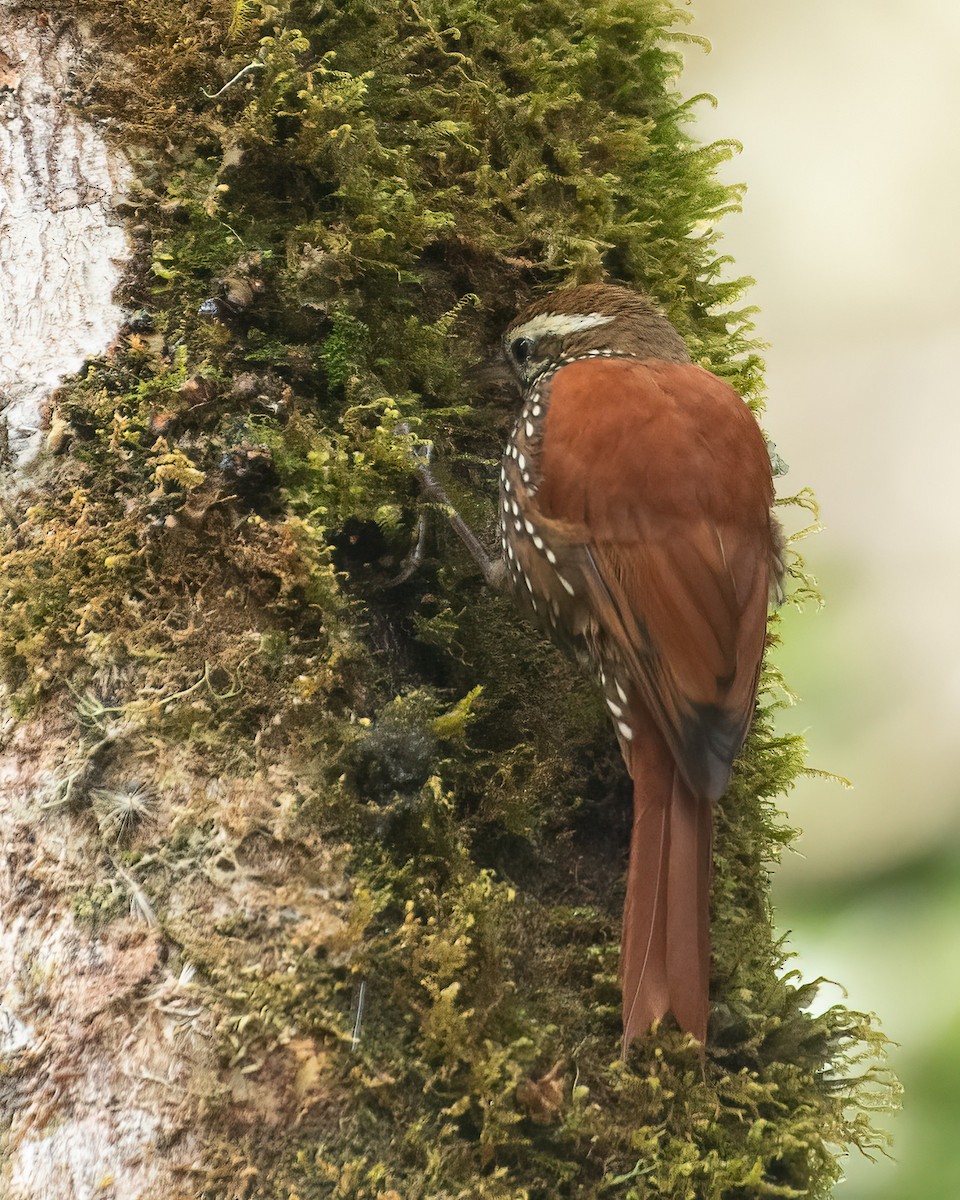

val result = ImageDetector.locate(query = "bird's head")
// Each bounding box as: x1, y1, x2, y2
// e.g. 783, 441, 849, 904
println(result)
503, 283, 690, 387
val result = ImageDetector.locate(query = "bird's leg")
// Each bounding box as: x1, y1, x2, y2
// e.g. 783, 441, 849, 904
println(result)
395, 425, 506, 589
385, 508, 431, 588
412, 453, 506, 589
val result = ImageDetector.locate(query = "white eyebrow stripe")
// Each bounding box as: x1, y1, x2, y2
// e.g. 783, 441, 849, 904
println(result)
508, 311, 615, 343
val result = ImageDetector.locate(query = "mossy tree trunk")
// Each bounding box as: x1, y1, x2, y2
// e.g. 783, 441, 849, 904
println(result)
0, 2, 894, 1197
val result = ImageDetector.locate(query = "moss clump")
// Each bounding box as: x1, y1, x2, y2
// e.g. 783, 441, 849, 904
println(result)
2, 0, 897, 1196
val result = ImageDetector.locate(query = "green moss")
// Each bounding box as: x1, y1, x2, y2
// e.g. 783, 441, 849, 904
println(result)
2, 0, 897, 1195
72, 880, 129, 928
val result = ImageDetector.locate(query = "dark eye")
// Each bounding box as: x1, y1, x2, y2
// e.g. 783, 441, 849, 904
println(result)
510, 336, 533, 365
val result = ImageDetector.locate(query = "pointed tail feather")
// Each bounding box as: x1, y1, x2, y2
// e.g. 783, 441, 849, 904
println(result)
620, 717, 713, 1054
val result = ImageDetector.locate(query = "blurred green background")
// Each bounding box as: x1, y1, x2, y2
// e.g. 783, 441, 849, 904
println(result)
683, 2, 960, 1195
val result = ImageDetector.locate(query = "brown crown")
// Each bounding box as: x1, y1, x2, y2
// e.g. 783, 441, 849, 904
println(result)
508, 283, 662, 331
507, 283, 690, 366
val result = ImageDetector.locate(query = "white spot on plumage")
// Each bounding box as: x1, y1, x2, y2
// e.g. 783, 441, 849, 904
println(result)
607, 699, 623, 718
617, 720, 633, 741
525, 420, 534, 437
514, 519, 522, 533
557, 574, 575, 595
532, 534, 544, 551
545, 548, 557, 565
615, 680, 628, 703
523, 519, 534, 535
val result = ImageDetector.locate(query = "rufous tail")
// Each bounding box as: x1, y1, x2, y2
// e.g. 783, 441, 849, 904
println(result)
620, 714, 713, 1055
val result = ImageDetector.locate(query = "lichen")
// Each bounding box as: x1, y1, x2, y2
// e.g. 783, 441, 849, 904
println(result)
1, 0, 896, 1195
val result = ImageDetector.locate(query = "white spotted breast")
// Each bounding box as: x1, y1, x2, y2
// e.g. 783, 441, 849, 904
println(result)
499, 351, 646, 746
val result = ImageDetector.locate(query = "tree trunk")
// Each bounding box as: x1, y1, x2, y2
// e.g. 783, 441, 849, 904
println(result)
0, 12, 129, 466
0, 3, 895, 1198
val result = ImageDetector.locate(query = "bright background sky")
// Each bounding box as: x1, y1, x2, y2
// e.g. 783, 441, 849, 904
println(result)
681, 3, 960, 1195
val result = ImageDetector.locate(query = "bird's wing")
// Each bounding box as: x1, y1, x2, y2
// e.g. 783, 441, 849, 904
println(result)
528, 357, 774, 801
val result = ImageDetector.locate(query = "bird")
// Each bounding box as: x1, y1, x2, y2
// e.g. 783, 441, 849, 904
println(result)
498, 283, 784, 1053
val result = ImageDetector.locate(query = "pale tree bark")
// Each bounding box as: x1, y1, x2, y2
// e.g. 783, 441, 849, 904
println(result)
0, 10, 348, 1198
0, 8, 128, 468
0, 10, 207, 1198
